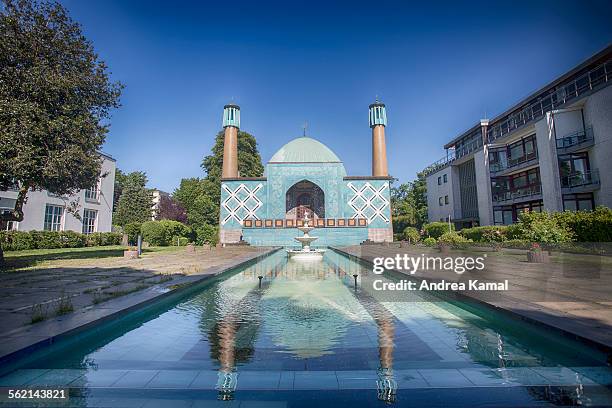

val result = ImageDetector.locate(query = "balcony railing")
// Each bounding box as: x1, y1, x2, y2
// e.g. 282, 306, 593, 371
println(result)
488, 60, 611, 143
423, 152, 456, 176
490, 151, 538, 173
423, 58, 610, 177
561, 170, 600, 188
556, 127, 594, 149
492, 184, 542, 203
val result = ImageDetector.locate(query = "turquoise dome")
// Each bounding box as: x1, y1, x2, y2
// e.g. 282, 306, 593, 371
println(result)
269, 137, 341, 163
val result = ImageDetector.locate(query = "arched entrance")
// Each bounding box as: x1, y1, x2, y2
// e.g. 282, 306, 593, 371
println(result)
285, 180, 325, 219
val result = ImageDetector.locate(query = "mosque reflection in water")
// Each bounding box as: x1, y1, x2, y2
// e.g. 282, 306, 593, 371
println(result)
199, 252, 397, 402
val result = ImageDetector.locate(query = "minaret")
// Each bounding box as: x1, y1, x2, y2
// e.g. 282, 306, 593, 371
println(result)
369, 99, 388, 177
221, 104, 240, 179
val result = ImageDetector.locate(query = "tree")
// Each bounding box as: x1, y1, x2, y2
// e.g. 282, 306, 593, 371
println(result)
113, 169, 147, 212
173, 130, 264, 234
157, 195, 187, 223
390, 171, 428, 234
202, 130, 264, 184
0, 0, 122, 263
113, 173, 153, 226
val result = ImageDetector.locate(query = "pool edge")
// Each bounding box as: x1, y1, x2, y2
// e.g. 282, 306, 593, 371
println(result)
330, 246, 612, 361
0, 247, 282, 369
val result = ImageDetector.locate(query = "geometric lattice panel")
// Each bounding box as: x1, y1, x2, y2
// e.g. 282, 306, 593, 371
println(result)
347, 182, 390, 224
221, 183, 263, 225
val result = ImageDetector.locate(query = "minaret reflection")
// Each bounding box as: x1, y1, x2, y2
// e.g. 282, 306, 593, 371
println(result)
207, 257, 280, 400
326, 253, 397, 402
376, 315, 397, 403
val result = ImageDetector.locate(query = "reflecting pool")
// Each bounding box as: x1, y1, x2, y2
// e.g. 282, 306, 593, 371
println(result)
1, 250, 612, 407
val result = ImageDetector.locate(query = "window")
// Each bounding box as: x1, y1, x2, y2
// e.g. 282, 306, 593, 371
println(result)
444, 195, 449, 204
437, 176, 441, 185
438, 197, 443, 206
559, 152, 591, 187
494, 200, 543, 225
82, 209, 97, 234
44, 205, 64, 231
85, 179, 100, 201
443, 174, 448, 183
563, 193, 594, 211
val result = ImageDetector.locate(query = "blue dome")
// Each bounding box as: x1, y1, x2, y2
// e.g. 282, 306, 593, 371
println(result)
269, 137, 341, 163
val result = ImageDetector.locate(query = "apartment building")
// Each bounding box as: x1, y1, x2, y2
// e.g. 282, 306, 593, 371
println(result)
425, 46, 612, 227
0, 153, 116, 233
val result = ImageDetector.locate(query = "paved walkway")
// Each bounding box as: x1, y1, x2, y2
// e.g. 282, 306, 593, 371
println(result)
0, 246, 276, 362
338, 244, 612, 351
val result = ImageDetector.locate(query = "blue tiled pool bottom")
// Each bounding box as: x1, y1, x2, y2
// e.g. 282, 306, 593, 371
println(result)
1, 251, 612, 407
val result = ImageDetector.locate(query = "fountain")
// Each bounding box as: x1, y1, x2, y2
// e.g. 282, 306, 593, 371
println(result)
287, 213, 326, 259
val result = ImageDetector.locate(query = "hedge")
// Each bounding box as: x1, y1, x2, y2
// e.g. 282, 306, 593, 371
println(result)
0, 231, 122, 251
423, 222, 453, 239
552, 206, 612, 242
459, 226, 509, 242
140, 220, 193, 246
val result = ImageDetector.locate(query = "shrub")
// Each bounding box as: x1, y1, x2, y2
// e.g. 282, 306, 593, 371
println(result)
196, 224, 219, 246
175, 236, 190, 246
553, 206, 612, 242
514, 211, 574, 244
59, 231, 85, 248
141, 220, 193, 246
402, 226, 420, 243
29, 231, 61, 249
459, 226, 508, 242
0, 230, 123, 251
393, 215, 414, 235
438, 231, 471, 246
123, 222, 142, 245
86, 232, 122, 247
423, 222, 453, 239
0, 231, 35, 251
501, 239, 532, 250
423, 237, 437, 247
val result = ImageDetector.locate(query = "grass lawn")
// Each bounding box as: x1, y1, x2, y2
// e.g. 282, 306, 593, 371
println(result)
2, 245, 184, 272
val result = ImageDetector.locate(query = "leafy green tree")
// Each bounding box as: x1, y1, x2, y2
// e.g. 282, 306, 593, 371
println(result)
0, 0, 122, 264
113, 169, 147, 211
390, 171, 428, 234
173, 178, 206, 213
202, 130, 265, 184
113, 172, 153, 226
173, 130, 264, 233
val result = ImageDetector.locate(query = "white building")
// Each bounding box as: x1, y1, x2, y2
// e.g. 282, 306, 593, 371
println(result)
0, 153, 116, 233
425, 46, 612, 227
151, 189, 170, 220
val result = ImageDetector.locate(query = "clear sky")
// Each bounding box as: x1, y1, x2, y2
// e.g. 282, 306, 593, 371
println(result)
61, 0, 612, 193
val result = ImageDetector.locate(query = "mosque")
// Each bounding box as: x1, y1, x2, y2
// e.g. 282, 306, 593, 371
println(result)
219, 100, 393, 247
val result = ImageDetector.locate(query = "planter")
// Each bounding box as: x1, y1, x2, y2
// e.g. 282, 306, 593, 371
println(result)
438, 244, 450, 254
186, 243, 196, 253
123, 250, 139, 259
527, 250, 549, 263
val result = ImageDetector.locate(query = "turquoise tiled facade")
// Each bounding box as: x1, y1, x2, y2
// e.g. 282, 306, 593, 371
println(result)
220, 137, 392, 246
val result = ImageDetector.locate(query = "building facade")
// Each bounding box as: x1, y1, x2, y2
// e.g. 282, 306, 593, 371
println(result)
151, 189, 170, 220
219, 101, 394, 247
425, 46, 612, 227
0, 153, 116, 233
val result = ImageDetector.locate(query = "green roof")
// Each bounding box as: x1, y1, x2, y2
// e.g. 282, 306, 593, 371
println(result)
269, 137, 342, 163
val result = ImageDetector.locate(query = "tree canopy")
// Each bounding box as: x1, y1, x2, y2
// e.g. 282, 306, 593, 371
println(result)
0, 0, 122, 262
391, 171, 428, 234
174, 130, 264, 235
112, 170, 153, 227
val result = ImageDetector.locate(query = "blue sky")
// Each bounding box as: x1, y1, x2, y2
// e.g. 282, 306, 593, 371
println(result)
62, 0, 612, 192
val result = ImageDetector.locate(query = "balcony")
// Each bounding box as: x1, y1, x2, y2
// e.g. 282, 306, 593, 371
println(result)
492, 184, 542, 204
556, 127, 594, 153
561, 170, 600, 192
490, 151, 538, 175
487, 60, 611, 144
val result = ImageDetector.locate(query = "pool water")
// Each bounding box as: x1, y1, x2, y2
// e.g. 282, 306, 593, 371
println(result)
1, 250, 612, 407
